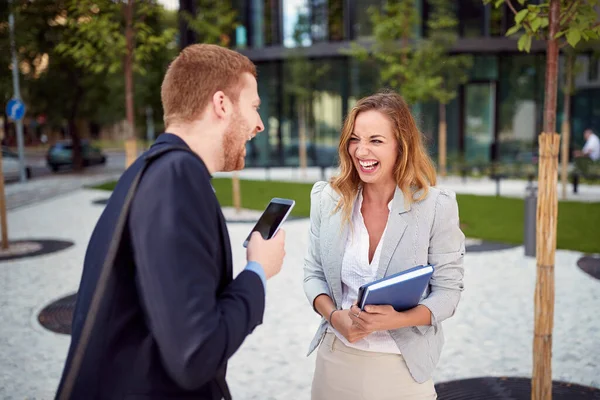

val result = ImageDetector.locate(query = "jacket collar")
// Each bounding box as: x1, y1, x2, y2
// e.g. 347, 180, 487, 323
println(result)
150, 133, 213, 179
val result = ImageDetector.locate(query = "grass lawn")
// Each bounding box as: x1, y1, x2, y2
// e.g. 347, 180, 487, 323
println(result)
93, 178, 600, 254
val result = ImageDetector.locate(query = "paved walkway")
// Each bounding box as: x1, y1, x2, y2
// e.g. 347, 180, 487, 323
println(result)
0, 188, 598, 399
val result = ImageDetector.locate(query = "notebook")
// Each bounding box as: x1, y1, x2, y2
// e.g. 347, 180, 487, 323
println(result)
356, 264, 434, 311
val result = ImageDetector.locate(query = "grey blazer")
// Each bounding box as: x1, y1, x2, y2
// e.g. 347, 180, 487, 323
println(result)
303, 181, 465, 383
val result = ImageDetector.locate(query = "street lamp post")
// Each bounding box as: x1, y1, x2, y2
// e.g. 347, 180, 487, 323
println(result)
8, 0, 27, 183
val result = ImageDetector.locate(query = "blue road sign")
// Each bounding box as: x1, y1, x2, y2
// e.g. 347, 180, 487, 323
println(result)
6, 98, 25, 121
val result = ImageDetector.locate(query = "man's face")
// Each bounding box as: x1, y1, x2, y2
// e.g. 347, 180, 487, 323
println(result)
584, 130, 592, 141
222, 73, 264, 172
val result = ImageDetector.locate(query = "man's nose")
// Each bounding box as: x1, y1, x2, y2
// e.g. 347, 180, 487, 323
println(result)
256, 116, 265, 133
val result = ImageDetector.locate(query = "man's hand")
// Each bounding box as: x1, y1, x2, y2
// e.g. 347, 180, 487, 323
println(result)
348, 304, 406, 332
247, 230, 286, 279
331, 309, 372, 343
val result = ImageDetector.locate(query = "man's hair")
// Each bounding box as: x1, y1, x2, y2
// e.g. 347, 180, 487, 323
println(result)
161, 44, 257, 127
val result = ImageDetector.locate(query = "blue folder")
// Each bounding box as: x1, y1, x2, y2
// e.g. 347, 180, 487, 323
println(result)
357, 265, 434, 311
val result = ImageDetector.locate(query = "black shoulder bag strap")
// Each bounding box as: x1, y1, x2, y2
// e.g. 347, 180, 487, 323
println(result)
58, 145, 232, 400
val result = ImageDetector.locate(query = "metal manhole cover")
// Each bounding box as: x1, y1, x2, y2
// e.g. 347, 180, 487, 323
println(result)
577, 256, 600, 280
38, 293, 77, 335
465, 239, 518, 253
92, 198, 109, 206
0, 239, 74, 262
434, 377, 600, 399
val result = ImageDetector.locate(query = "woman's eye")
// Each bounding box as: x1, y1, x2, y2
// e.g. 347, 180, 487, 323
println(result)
349, 138, 359, 142
372, 140, 382, 144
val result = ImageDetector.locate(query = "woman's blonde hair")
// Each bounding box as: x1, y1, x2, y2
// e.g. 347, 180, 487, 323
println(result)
330, 90, 437, 225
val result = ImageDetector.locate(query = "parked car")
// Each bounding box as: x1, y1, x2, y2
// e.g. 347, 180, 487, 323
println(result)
2, 148, 32, 181
46, 140, 106, 172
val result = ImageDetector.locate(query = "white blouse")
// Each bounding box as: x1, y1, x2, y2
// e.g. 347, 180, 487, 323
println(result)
329, 189, 401, 354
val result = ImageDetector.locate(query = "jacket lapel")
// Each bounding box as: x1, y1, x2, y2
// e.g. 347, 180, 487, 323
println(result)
376, 186, 410, 279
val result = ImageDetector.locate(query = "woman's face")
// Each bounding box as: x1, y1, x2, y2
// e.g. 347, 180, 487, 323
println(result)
347, 110, 399, 186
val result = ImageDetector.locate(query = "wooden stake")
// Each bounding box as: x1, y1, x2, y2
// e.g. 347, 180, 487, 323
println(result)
438, 102, 447, 177
232, 172, 241, 214
533, 132, 560, 400
125, 138, 137, 168
299, 102, 307, 179
0, 149, 8, 250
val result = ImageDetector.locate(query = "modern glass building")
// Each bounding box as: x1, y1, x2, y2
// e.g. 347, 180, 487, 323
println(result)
182, 1, 600, 168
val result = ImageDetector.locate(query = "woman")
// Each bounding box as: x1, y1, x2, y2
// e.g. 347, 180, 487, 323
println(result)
303, 91, 465, 399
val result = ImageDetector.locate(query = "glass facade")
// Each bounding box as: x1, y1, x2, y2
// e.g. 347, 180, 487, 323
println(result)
235, 0, 600, 168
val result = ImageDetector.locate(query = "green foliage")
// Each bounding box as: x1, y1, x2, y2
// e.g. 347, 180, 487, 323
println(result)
343, 0, 471, 106
55, 0, 176, 76
484, 0, 600, 52
342, 0, 425, 103
0, 1, 177, 135
423, 0, 473, 105
181, 0, 238, 46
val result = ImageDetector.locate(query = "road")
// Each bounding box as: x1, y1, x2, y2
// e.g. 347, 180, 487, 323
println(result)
5, 150, 127, 184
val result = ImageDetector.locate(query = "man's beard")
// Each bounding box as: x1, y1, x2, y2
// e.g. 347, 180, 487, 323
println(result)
222, 113, 252, 172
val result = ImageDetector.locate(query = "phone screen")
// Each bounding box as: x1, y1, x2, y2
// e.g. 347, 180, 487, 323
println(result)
244, 201, 293, 245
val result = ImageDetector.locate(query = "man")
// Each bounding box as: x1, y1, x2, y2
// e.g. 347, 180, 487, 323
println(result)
55, 44, 286, 399
574, 128, 600, 162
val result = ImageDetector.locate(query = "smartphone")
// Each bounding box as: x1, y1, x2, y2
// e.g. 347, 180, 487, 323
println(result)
242, 198, 295, 248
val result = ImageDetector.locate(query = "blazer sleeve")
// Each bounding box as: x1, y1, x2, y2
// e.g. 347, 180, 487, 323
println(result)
303, 181, 332, 313
129, 153, 265, 390
417, 189, 465, 335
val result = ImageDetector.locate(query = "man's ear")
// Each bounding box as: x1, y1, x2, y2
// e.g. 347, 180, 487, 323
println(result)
211, 91, 231, 120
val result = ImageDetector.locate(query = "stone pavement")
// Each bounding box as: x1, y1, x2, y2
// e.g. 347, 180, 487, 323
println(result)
5, 167, 122, 211
0, 188, 598, 399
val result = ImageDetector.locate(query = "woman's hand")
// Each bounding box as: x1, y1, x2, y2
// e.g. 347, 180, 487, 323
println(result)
331, 309, 372, 343
348, 304, 407, 332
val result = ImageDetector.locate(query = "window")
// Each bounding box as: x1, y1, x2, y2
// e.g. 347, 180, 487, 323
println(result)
459, 0, 485, 38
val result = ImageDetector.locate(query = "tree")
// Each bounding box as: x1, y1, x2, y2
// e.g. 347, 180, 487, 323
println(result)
344, 0, 470, 176
484, 1, 600, 398
180, 0, 238, 47
285, 11, 330, 177
182, 0, 242, 211
421, 0, 472, 176
56, 0, 176, 168
344, 1, 440, 105
1, 0, 105, 170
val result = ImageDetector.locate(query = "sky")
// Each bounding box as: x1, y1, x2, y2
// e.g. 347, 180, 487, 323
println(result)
157, 0, 178, 10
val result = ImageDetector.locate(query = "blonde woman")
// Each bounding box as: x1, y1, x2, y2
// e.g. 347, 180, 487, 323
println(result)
303, 91, 465, 399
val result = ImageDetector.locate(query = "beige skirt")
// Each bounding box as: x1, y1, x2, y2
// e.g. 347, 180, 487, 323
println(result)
311, 333, 437, 400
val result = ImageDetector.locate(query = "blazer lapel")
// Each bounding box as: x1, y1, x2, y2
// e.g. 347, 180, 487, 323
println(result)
376, 186, 410, 279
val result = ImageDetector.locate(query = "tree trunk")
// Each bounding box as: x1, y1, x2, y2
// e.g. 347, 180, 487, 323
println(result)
298, 101, 308, 178
561, 53, 573, 200
533, 1, 560, 399
69, 81, 84, 172
124, 0, 137, 168
438, 102, 447, 177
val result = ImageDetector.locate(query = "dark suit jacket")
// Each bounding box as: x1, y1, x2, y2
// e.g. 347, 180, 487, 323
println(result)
55, 134, 265, 400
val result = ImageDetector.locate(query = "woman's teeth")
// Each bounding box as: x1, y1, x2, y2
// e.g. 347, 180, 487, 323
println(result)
359, 160, 379, 170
